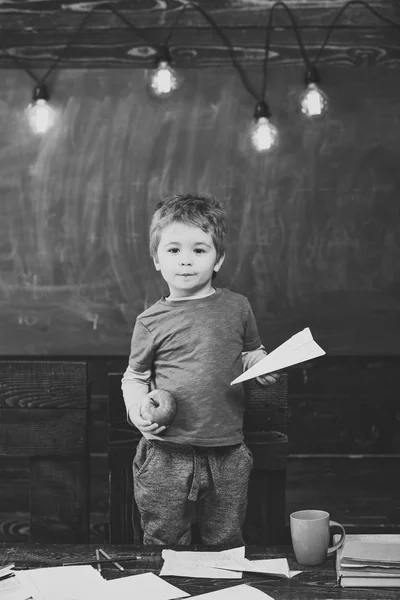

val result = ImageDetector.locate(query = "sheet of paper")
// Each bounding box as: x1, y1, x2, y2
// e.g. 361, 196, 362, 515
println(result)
163, 546, 245, 566
289, 570, 303, 577
98, 572, 189, 600
160, 547, 297, 580
160, 548, 243, 579
160, 561, 242, 579
0, 573, 33, 600
231, 327, 325, 385
196, 556, 290, 578
189, 583, 275, 599
16, 565, 107, 600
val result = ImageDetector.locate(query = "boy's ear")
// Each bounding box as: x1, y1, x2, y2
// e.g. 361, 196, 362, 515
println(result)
153, 255, 161, 271
214, 253, 225, 272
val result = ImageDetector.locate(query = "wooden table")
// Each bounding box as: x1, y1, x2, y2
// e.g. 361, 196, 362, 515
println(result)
1, 544, 398, 599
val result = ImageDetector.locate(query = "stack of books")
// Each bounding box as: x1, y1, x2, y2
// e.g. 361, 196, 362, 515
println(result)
336, 534, 400, 588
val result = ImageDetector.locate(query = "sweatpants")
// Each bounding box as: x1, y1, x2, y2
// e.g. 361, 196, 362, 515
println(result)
133, 437, 253, 545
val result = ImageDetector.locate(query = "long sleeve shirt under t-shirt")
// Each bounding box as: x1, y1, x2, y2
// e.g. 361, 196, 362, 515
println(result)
121, 287, 267, 446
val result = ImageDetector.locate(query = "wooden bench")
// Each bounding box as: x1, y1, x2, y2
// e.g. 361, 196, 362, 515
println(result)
0, 361, 90, 542
108, 372, 288, 545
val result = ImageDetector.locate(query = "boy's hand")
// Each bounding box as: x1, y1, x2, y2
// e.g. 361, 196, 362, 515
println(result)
255, 372, 280, 387
128, 407, 167, 436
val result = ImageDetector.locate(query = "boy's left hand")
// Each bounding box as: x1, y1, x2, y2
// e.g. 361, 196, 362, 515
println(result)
255, 372, 280, 386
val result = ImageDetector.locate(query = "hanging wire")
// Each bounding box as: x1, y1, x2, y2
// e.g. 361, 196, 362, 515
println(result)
0, 0, 398, 105
261, 7, 275, 102
41, 3, 158, 86
152, 4, 190, 65
0, 36, 41, 84
0, 3, 158, 90
186, 0, 259, 101
163, 5, 189, 47
261, 1, 313, 100
313, 0, 400, 66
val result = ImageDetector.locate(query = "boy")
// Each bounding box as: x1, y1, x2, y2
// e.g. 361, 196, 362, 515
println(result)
121, 193, 279, 546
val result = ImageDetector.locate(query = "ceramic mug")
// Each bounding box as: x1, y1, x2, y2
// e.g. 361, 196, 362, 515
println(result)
290, 509, 346, 566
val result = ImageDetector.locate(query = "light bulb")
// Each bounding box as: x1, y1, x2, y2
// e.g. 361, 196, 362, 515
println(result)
149, 61, 180, 97
300, 83, 328, 117
26, 84, 55, 134
27, 99, 55, 134
300, 65, 328, 118
251, 117, 278, 152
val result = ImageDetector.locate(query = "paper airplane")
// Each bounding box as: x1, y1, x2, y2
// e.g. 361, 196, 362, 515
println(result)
231, 327, 325, 385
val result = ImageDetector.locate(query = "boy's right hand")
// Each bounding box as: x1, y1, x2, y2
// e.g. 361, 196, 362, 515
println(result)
128, 407, 167, 436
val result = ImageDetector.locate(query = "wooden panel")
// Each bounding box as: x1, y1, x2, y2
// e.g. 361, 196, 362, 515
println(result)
286, 358, 400, 536
0, 28, 399, 68
0, 361, 90, 542
90, 453, 109, 518
0, 512, 29, 542
288, 358, 400, 453
2, 356, 400, 543
288, 357, 400, 398
289, 397, 400, 454
244, 377, 288, 432
244, 376, 288, 470
287, 456, 400, 531
0, 1, 396, 30
30, 458, 89, 543
88, 357, 127, 395
89, 453, 109, 543
0, 1, 398, 68
0, 458, 30, 512
108, 461, 138, 544
246, 469, 287, 545
89, 394, 108, 454
0, 361, 89, 408
0, 464, 106, 543
0, 410, 86, 455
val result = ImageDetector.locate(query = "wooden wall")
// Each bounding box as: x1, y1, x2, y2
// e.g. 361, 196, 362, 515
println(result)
0, 1, 399, 69
1, 355, 399, 543
0, 1, 399, 542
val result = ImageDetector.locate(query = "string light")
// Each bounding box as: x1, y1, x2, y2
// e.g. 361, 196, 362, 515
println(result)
149, 47, 181, 98
1, 3, 159, 134
1, 1, 399, 143
251, 101, 278, 152
26, 83, 55, 134
300, 67, 328, 117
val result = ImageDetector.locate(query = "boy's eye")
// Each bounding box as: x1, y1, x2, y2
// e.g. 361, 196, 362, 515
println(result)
194, 248, 206, 254
167, 248, 179, 253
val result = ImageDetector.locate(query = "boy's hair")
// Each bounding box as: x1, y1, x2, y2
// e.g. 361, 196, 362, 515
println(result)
149, 193, 226, 261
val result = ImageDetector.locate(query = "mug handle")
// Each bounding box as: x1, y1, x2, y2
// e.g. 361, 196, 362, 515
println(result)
327, 520, 346, 555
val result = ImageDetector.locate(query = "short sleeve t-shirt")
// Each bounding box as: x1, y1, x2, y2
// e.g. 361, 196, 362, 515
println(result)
128, 288, 261, 446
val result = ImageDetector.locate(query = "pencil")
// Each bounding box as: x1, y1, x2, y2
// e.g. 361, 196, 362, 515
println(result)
95, 549, 101, 574
62, 556, 145, 567
98, 548, 124, 572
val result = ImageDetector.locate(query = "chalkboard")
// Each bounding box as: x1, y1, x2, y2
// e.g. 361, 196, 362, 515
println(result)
0, 66, 399, 355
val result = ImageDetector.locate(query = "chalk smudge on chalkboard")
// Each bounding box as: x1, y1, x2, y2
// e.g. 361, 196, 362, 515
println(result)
0, 67, 399, 354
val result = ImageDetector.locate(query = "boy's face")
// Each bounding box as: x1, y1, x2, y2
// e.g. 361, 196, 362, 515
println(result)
153, 222, 225, 299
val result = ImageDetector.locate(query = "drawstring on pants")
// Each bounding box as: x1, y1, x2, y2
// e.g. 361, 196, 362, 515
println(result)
188, 448, 219, 501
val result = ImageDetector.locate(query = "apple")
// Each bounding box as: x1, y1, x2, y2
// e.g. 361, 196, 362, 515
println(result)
140, 389, 177, 429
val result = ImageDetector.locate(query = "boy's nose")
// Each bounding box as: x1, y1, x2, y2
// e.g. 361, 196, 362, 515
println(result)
179, 258, 192, 266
